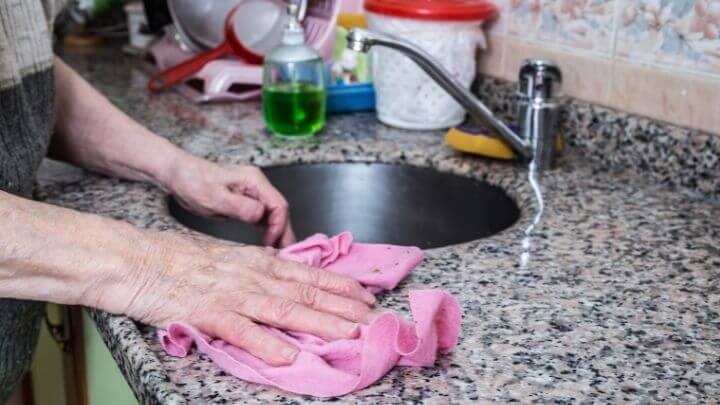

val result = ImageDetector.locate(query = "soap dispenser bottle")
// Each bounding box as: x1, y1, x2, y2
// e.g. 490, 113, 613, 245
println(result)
263, 0, 326, 138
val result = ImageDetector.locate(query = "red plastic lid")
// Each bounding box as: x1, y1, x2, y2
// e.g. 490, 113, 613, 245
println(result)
364, 0, 497, 21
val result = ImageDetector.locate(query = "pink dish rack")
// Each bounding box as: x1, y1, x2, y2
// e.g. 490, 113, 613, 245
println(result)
146, 0, 340, 103
147, 35, 263, 103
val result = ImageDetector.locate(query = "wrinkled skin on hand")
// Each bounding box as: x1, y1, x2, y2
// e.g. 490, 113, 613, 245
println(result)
110, 232, 377, 366
166, 157, 295, 247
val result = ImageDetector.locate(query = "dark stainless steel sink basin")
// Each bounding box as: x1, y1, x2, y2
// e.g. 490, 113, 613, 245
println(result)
168, 163, 519, 248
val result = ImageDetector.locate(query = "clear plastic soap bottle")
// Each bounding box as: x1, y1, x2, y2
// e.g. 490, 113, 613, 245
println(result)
263, 1, 326, 138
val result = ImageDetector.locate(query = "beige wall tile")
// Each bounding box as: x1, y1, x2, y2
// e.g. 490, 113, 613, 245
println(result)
478, 35, 507, 79
610, 61, 720, 134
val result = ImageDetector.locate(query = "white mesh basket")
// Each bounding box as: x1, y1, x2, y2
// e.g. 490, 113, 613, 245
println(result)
366, 13, 487, 130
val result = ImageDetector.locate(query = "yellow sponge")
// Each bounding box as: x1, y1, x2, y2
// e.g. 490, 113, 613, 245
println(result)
337, 13, 367, 29
445, 126, 515, 159
445, 126, 564, 160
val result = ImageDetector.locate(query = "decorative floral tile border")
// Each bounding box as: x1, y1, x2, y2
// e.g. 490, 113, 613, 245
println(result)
507, 0, 555, 41
616, 0, 720, 75
495, 0, 720, 76
554, 0, 616, 54
506, 0, 617, 55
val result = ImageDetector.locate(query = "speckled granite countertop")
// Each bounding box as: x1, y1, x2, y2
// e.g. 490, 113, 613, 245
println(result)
41, 47, 720, 403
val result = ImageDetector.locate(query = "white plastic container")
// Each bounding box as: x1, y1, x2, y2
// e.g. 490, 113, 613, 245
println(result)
364, 0, 497, 130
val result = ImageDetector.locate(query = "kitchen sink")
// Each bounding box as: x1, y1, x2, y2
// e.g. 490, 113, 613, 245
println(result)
168, 163, 519, 249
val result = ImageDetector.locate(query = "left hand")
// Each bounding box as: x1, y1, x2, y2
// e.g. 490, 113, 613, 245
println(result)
164, 155, 295, 247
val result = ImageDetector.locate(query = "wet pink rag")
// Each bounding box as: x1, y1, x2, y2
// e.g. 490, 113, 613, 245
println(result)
158, 232, 462, 397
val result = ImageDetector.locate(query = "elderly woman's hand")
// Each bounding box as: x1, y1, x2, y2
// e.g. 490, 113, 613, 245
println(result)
94, 231, 377, 366
164, 156, 295, 247
1, 186, 374, 368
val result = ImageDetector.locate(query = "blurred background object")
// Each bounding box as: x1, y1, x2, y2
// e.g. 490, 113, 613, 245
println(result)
56, 0, 127, 47
166, 0, 239, 53
125, 2, 154, 49
68, 0, 125, 25
146, 0, 340, 102
140, 0, 171, 34
53, 0, 165, 50
327, 18, 375, 114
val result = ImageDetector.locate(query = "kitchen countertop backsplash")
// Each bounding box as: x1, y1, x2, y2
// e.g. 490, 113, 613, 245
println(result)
36, 45, 720, 403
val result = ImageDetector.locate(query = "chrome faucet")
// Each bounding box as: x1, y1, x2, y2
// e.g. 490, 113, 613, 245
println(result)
346, 28, 563, 172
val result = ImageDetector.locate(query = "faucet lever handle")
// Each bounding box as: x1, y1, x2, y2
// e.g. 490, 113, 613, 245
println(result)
517, 59, 563, 101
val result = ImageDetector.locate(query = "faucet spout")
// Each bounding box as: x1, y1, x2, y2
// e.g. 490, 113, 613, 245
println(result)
346, 28, 532, 158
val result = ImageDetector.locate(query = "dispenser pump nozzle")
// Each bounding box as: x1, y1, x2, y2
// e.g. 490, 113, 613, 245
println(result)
282, 2, 305, 46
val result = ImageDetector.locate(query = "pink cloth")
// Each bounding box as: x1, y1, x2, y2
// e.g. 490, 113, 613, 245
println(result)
159, 232, 462, 397
277, 231, 424, 292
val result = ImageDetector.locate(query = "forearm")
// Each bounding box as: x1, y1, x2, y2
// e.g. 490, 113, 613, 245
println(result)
49, 58, 295, 247
49, 57, 191, 187
0, 192, 373, 364
0, 190, 156, 312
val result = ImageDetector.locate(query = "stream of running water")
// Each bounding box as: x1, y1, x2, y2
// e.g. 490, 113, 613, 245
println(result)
520, 157, 544, 269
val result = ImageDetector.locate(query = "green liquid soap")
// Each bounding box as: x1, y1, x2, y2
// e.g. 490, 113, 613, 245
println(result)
263, 82, 326, 137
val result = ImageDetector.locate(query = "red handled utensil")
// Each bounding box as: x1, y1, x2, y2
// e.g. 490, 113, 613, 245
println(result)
148, 0, 287, 93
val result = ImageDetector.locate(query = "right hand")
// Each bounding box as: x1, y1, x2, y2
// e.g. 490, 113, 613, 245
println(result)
94, 232, 377, 366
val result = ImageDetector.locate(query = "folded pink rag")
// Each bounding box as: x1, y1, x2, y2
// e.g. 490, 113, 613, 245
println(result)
159, 232, 462, 397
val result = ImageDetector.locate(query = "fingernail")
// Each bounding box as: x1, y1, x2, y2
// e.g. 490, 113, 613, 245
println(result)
342, 322, 360, 337
281, 346, 299, 362
362, 290, 377, 306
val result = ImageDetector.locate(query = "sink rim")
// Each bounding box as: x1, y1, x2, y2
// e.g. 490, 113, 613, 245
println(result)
167, 161, 525, 249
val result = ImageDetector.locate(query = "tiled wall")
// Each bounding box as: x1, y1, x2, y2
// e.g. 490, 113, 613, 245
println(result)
479, 0, 720, 134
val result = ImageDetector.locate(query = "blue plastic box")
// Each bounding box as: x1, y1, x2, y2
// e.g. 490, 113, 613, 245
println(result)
326, 82, 376, 114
